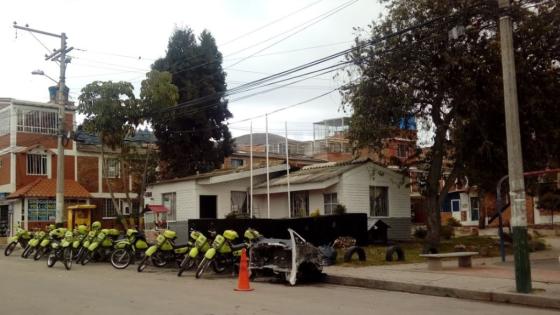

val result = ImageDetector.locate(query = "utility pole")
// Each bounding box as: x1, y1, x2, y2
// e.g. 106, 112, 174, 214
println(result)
497, 0, 532, 293
13, 23, 73, 227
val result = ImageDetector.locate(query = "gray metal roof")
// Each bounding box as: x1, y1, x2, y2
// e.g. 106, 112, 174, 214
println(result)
255, 158, 369, 188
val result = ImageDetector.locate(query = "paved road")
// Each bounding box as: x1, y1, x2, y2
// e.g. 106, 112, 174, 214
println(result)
0, 253, 557, 315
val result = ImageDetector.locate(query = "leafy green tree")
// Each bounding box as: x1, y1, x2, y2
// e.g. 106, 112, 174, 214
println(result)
342, 0, 560, 247
78, 81, 140, 229
151, 27, 233, 179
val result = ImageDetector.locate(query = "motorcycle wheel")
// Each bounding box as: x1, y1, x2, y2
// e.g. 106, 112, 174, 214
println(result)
177, 256, 195, 277
21, 245, 31, 258
75, 247, 85, 263
137, 256, 149, 272
63, 247, 73, 270
110, 249, 131, 270
212, 259, 227, 274
47, 253, 57, 268
151, 252, 167, 268
4, 242, 17, 256
81, 251, 93, 265
24, 247, 36, 259
34, 247, 46, 261
195, 258, 212, 279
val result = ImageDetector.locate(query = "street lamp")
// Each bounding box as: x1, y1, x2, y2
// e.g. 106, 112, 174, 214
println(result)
31, 69, 58, 84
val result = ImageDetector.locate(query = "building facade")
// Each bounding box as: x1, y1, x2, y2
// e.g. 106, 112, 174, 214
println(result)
0, 98, 142, 235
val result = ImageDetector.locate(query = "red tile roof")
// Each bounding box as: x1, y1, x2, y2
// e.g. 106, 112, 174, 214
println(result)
8, 179, 91, 199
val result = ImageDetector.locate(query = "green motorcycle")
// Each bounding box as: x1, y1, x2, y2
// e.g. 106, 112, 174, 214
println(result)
4, 227, 32, 256
137, 230, 190, 272
194, 228, 262, 279
47, 230, 74, 270
81, 228, 120, 265
110, 228, 149, 269
177, 230, 212, 277
33, 228, 67, 260
195, 229, 247, 279
21, 225, 55, 258
70, 225, 89, 259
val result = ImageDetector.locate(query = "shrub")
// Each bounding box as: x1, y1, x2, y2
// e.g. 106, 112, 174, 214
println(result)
413, 227, 428, 239
528, 239, 547, 252
334, 204, 347, 215
440, 225, 454, 240
446, 217, 462, 227
310, 209, 320, 217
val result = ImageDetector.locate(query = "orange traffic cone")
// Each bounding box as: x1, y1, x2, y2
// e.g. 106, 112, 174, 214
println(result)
234, 248, 254, 291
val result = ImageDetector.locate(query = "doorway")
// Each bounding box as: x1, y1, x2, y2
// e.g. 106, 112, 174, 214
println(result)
199, 195, 217, 219
0, 205, 8, 237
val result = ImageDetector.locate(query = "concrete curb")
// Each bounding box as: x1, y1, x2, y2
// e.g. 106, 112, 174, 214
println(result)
324, 275, 560, 310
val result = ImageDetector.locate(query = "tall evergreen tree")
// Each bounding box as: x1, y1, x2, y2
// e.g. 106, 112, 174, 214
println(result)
151, 28, 233, 178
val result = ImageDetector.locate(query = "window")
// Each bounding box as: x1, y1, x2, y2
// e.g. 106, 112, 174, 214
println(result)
162, 192, 176, 221
397, 144, 408, 158
103, 199, 118, 218
27, 154, 47, 175
16, 109, 58, 135
291, 191, 309, 217
324, 193, 338, 215
231, 191, 248, 213
231, 159, 244, 168
0, 110, 9, 136
27, 199, 56, 221
370, 186, 388, 217
105, 159, 120, 178
451, 199, 460, 212
470, 197, 480, 221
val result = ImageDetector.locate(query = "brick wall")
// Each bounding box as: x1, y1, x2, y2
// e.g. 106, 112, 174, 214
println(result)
0, 154, 10, 185
77, 156, 99, 192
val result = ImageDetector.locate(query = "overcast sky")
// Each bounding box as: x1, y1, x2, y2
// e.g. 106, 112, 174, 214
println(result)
1, 0, 384, 140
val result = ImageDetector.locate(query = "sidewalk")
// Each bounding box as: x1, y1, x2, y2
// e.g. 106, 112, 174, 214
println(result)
324, 242, 560, 310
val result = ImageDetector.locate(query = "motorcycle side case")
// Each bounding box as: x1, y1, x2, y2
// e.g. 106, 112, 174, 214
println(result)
204, 248, 216, 260
135, 239, 148, 250
115, 240, 131, 249
145, 245, 158, 256
189, 247, 199, 258
174, 246, 189, 254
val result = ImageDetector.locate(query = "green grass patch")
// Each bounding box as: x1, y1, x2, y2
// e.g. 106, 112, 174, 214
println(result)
336, 236, 516, 267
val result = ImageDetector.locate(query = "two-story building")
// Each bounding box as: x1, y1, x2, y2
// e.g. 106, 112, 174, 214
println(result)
0, 97, 146, 235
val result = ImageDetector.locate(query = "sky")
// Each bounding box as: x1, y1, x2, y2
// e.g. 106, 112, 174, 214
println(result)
0, 0, 385, 140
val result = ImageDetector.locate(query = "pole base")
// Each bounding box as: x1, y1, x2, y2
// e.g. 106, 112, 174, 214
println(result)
512, 226, 532, 293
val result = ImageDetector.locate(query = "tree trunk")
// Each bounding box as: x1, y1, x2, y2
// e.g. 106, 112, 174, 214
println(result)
138, 146, 152, 231
101, 145, 128, 230
424, 126, 446, 250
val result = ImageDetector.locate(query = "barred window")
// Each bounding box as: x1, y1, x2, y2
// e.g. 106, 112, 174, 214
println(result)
324, 193, 338, 215
27, 154, 47, 175
103, 199, 118, 218
28, 199, 56, 221
0, 110, 10, 136
231, 191, 248, 213
162, 192, 176, 221
17, 109, 58, 135
370, 186, 388, 217
105, 159, 120, 178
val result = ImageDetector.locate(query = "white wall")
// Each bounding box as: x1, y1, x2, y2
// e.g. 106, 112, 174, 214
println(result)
146, 174, 269, 221
338, 163, 410, 218
147, 180, 196, 221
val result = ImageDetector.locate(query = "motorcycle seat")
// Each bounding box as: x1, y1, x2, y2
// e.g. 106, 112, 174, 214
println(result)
231, 243, 247, 251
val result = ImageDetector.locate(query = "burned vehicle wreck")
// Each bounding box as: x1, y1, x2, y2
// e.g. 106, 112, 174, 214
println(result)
248, 229, 324, 285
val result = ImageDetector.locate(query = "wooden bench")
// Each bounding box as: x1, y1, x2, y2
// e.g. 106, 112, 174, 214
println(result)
419, 252, 479, 270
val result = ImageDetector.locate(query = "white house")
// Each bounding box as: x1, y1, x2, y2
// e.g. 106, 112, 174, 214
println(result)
146, 159, 411, 240
252, 159, 411, 240
145, 164, 288, 222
